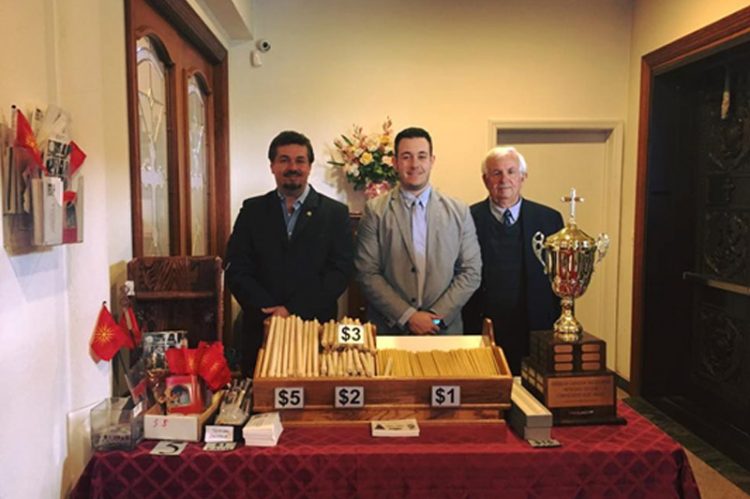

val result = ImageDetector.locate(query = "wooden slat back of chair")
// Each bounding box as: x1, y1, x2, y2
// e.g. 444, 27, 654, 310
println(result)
127, 256, 224, 345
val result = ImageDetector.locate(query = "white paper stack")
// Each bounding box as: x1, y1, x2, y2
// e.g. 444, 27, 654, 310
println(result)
370, 418, 420, 437
31, 176, 63, 245
509, 377, 553, 441
243, 412, 284, 447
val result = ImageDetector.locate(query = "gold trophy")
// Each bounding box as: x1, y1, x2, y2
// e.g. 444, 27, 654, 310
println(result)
522, 188, 620, 425
532, 188, 609, 342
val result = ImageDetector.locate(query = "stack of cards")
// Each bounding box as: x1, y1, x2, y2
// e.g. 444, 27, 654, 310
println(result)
242, 412, 283, 447
370, 419, 420, 437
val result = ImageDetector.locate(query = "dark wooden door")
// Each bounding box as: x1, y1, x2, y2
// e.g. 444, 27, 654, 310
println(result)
641, 42, 750, 469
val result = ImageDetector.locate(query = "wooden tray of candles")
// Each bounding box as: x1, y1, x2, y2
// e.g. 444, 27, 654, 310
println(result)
252, 318, 512, 425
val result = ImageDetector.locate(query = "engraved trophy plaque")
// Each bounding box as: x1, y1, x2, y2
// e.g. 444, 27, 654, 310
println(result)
521, 188, 622, 425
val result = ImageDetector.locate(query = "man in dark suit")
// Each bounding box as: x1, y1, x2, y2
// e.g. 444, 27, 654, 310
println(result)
463, 146, 564, 374
225, 131, 354, 376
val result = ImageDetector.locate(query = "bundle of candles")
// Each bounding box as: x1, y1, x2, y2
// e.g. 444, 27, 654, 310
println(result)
257, 316, 377, 378
376, 347, 499, 377
319, 317, 376, 377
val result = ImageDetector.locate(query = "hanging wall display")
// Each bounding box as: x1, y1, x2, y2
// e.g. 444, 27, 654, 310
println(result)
1, 104, 86, 251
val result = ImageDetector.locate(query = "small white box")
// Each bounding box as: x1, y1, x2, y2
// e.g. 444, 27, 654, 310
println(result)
144, 391, 223, 442
510, 377, 553, 427
509, 377, 553, 440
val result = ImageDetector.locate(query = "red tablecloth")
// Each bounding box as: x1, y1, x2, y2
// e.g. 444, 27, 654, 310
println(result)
72, 402, 700, 498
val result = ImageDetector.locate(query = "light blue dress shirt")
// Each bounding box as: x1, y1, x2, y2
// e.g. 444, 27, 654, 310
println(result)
490, 197, 522, 225
278, 184, 311, 239
397, 186, 432, 326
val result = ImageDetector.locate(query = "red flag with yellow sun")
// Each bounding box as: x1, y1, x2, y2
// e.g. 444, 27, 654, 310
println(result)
90, 303, 131, 361
13, 108, 44, 171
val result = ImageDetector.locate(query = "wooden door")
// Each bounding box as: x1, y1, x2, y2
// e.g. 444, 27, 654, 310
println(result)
125, 0, 229, 259
640, 39, 750, 469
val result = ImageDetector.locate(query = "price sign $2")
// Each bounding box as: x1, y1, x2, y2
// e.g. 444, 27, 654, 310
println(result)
335, 386, 364, 408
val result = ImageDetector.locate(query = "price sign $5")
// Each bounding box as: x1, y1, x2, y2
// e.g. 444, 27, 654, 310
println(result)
274, 387, 304, 409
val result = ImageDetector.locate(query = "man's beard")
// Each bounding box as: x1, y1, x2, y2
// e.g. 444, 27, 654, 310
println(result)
282, 171, 304, 192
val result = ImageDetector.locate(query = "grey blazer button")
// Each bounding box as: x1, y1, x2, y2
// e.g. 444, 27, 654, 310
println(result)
411, 267, 416, 273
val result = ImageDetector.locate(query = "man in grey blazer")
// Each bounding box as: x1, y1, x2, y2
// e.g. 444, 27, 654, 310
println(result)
355, 127, 482, 335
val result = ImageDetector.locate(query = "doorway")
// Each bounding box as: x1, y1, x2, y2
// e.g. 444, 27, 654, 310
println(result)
634, 9, 750, 470
490, 122, 624, 374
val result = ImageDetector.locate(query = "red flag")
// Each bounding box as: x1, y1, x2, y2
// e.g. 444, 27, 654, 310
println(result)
165, 347, 187, 374
165, 342, 231, 391
68, 140, 86, 176
14, 109, 44, 170
198, 342, 231, 390
118, 306, 141, 347
90, 303, 130, 361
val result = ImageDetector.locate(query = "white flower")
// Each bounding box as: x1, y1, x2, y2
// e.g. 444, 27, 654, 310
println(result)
365, 136, 379, 151
345, 163, 360, 177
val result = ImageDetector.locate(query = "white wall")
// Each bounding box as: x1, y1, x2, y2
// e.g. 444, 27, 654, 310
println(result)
230, 0, 633, 208
617, 0, 750, 379
0, 1, 225, 498
229, 0, 634, 369
1, 0, 748, 496
0, 0, 117, 497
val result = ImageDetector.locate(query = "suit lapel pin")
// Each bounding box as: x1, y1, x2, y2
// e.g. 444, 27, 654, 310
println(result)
306, 211, 312, 217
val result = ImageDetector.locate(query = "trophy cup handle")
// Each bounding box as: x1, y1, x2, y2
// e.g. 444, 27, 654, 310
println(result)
532, 232, 547, 273
596, 233, 610, 263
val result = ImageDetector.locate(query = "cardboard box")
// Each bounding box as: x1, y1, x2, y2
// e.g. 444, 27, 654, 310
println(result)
144, 391, 223, 441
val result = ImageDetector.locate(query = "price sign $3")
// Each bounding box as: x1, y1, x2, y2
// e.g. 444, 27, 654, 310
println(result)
337, 324, 364, 345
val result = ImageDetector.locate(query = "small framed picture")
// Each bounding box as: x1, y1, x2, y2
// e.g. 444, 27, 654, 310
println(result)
165, 375, 204, 414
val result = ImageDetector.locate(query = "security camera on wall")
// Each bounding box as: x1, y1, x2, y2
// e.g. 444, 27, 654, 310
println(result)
256, 39, 271, 53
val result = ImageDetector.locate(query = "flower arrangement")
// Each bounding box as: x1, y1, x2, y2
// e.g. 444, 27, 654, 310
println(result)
328, 117, 397, 199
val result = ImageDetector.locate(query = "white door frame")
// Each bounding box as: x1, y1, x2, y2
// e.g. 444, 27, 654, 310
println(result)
487, 120, 625, 374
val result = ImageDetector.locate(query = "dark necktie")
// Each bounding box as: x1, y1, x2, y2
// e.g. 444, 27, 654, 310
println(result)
503, 209, 513, 227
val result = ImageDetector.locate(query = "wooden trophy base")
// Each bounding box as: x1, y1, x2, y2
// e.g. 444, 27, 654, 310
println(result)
529, 329, 606, 373
521, 358, 624, 426
523, 329, 622, 426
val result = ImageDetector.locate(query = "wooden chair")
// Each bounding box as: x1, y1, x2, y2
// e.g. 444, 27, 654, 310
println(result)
127, 256, 224, 346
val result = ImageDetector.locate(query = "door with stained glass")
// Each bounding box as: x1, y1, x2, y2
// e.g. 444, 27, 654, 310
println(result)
126, 0, 229, 259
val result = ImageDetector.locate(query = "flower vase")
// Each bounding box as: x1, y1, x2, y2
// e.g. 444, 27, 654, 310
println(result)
363, 181, 392, 200
345, 184, 367, 214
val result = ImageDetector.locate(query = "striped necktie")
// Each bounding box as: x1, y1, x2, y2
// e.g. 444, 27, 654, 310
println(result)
502, 209, 513, 226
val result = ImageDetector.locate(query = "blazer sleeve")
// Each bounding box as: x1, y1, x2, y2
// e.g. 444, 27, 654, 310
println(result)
286, 201, 354, 317
428, 205, 483, 325
355, 202, 414, 327
225, 201, 276, 312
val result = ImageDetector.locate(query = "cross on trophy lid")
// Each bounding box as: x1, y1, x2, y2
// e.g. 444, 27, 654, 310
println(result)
562, 187, 583, 225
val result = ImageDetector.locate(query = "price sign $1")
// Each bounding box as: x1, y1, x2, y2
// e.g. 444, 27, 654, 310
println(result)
337, 324, 365, 345
431, 385, 461, 407
274, 387, 304, 409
